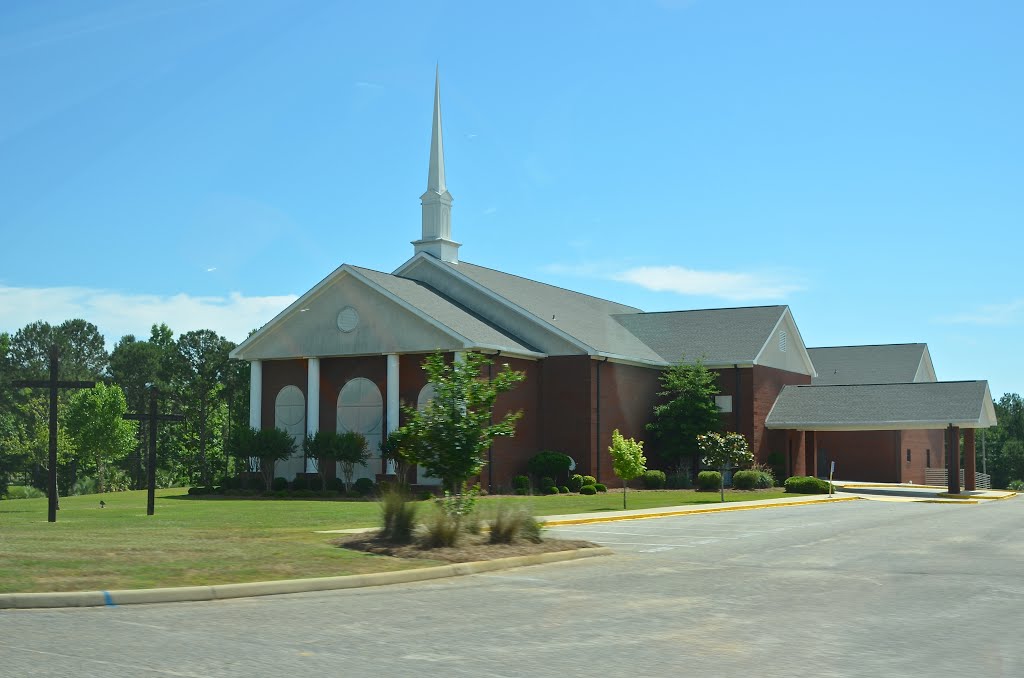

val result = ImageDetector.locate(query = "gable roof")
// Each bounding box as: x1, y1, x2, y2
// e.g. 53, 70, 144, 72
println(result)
765, 381, 997, 431
435, 260, 666, 362
349, 267, 537, 355
613, 306, 789, 365
229, 263, 539, 361
807, 344, 933, 385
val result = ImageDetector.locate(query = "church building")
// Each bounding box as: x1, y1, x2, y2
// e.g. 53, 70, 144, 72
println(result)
229, 72, 996, 492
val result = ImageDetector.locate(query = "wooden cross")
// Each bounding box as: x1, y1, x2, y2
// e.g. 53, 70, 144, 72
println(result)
9, 346, 95, 523
123, 387, 183, 516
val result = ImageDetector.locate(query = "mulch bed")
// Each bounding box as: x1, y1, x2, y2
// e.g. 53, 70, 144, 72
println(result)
332, 532, 600, 563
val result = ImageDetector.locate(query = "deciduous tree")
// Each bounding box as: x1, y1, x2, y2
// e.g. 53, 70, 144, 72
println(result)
697, 431, 753, 502
398, 351, 525, 492
64, 383, 138, 493
609, 429, 646, 509
647, 357, 721, 476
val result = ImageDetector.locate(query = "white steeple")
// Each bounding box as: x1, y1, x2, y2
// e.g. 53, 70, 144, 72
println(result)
413, 66, 460, 263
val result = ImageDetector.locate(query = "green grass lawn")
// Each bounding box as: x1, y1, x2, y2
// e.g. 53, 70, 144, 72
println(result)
0, 487, 789, 593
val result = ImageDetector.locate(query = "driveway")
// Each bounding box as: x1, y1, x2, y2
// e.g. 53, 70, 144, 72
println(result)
3, 499, 1022, 677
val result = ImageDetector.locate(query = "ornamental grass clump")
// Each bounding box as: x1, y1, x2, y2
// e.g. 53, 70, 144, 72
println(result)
488, 505, 544, 544
379, 488, 418, 544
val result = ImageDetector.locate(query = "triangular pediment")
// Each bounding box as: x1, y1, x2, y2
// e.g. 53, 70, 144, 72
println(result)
230, 265, 471, 361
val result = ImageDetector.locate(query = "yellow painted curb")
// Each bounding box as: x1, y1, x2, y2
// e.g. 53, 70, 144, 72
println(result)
937, 492, 1017, 501
0, 547, 613, 610
541, 496, 860, 527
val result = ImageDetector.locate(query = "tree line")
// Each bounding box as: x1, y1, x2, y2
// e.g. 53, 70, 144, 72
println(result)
983, 393, 1024, 489
0, 319, 250, 497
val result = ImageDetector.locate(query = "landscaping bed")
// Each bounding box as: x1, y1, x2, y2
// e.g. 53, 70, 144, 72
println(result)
334, 532, 599, 563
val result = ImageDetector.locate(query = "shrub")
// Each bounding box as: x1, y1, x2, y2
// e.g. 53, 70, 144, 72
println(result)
666, 473, 692, 489
514, 488, 528, 495
418, 490, 435, 501
512, 475, 531, 491
580, 484, 597, 495
292, 489, 316, 498
785, 476, 831, 494
544, 485, 559, 495
291, 475, 309, 491
527, 451, 573, 485
72, 476, 99, 496
1008, 479, 1024, 491
224, 488, 242, 497
558, 486, 569, 494
273, 489, 289, 498
697, 471, 722, 491
4, 485, 44, 500
595, 483, 607, 493
307, 475, 323, 492
489, 505, 543, 544
271, 477, 289, 492
732, 470, 760, 490
539, 476, 555, 490
380, 488, 418, 544
353, 477, 376, 496
568, 474, 584, 492
641, 470, 667, 489
583, 475, 597, 487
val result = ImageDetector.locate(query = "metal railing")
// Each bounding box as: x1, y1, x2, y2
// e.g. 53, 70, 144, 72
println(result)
924, 469, 991, 490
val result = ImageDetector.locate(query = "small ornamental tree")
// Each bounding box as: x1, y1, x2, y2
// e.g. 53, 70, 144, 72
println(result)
303, 430, 346, 495
254, 427, 297, 492
398, 351, 526, 493
336, 430, 370, 493
697, 432, 753, 502
609, 429, 647, 509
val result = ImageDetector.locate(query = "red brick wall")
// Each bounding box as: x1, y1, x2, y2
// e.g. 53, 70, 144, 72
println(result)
398, 353, 432, 426
595, 361, 662, 486
488, 357, 542, 489
898, 429, 945, 484
750, 365, 812, 465
817, 430, 901, 483
261, 359, 307, 430
539, 356, 592, 478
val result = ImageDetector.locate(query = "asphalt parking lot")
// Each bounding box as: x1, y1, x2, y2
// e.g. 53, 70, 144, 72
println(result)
3, 499, 1023, 678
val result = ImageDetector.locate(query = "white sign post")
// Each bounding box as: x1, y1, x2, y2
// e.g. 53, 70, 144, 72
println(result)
829, 460, 836, 497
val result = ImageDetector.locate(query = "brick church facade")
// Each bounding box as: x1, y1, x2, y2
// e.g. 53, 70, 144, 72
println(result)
231, 72, 996, 490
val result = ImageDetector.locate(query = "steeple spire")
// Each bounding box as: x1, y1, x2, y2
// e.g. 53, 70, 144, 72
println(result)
413, 66, 460, 263
426, 65, 446, 194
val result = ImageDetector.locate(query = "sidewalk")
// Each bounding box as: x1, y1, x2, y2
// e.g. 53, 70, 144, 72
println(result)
830, 481, 1017, 504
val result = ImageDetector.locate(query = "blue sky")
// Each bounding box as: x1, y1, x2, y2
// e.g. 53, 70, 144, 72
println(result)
1, 1, 1021, 397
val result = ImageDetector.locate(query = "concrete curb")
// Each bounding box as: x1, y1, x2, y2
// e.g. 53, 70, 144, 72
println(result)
0, 547, 613, 610
541, 496, 860, 527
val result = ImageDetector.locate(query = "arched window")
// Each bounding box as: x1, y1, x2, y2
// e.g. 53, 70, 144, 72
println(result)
337, 378, 383, 480
274, 385, 305, 479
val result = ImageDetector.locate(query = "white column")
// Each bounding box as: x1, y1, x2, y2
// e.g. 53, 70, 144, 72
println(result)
307, 358, 320, 436
306, 358, 320, 474
249, 360, 262, 430
386, 353, 400, 474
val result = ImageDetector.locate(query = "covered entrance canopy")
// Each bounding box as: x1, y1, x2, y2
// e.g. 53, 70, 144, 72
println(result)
765, 381, 998, 495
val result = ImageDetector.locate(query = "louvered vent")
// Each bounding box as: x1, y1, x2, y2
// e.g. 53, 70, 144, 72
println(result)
779, 330, 788, 353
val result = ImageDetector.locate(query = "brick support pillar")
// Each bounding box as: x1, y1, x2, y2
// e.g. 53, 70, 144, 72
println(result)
804, 431, 818, 478
963, 428, 977, 491
947, 425, 961, 495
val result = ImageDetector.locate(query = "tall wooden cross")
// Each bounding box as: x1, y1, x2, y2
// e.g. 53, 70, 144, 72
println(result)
9, 346, 95, 523
123, 388, 184, 516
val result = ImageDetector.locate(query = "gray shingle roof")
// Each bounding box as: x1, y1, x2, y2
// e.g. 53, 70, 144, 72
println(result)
443, 261, 665, 361
613, 306, 788, 364
353, 266, 537, 354
808, 344, 928, 385
765, 381, 996, 430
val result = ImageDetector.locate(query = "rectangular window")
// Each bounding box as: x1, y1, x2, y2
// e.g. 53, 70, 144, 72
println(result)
906, 449, 911, 463
926, 450, 931, 468
715, 395, 733, 413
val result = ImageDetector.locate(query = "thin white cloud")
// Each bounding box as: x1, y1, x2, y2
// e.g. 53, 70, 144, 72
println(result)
482, 207, 498, 215
0, 285, 297, 345
354, 80, 384, 89
613, 266, 802, 301
205, 267, 217, 272
938, 299, 1024, 326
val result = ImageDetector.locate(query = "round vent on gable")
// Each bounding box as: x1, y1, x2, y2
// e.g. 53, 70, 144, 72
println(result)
337, 306, 360, 333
